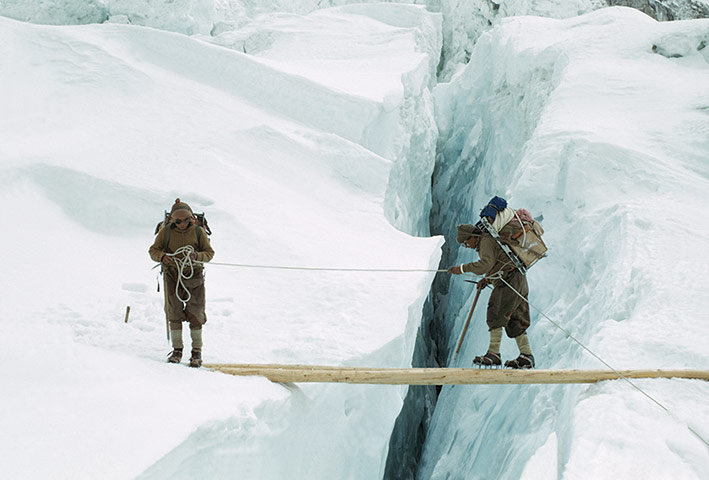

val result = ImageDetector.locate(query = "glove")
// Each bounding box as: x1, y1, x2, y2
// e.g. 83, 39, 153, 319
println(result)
477, 278, 490, 290
189, 252, 197, 261
447, 266, 462, 275
161, 254, 173, 265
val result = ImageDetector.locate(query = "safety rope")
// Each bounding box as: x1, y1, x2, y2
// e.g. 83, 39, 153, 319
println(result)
157, 252, 446, 299
194, 259, 448, 273
485, 270, 709, 448
512, 209, 527, 248
165, 245, 197, 303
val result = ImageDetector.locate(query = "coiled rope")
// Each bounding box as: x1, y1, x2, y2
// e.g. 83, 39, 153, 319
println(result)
485, 269, 709, 448
164, 245, 197, 303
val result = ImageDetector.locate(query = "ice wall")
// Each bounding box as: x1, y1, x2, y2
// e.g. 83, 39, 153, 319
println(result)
608, 0, 709, 21
406, 7, 709, 479
384, 6, 566, 476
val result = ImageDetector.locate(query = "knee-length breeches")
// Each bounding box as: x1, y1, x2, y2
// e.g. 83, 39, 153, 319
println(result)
164, 270, 207, 330
486, 271, 530, 338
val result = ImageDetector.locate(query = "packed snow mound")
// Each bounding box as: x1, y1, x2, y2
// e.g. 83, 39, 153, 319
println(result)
0, 5, 442, 479
421, 6, 709, 479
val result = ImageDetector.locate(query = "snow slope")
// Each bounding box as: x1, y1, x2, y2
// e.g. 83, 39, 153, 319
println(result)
205, 4, 442, 235
0, 5, 443, 479
3, 2, 709, 479
420, 7, 709, 479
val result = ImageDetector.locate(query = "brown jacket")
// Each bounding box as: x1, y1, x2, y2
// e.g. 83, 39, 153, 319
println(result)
149, 223, 215, 264
461, 234, 514, 278
462, 230, 530, 337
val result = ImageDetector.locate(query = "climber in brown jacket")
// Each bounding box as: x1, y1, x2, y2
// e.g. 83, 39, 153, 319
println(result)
447, 224, 534, 369
149, 199, 214, 367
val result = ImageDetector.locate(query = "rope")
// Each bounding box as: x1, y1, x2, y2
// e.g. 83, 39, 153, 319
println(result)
194, 260, 447, 273
159, 254, 445, 301
165, 245, 197, 303
485, 270, 709, 448
512, 209, 527, 248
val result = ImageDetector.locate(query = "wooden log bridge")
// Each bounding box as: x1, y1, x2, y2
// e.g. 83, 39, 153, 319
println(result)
202, 364, 709, 385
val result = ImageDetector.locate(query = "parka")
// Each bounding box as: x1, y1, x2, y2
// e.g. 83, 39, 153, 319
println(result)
462, 232, 531, 338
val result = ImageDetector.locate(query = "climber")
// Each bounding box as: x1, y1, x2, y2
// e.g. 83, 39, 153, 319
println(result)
447, 224, 534, 369
149, 199, 215, 367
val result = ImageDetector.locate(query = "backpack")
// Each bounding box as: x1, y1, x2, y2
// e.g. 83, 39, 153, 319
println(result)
479, 196, 508, 221
154, 210, 212, 252
476, 197, 548, 274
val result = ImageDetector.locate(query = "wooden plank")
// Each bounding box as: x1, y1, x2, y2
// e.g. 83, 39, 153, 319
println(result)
202, 364, 709, 385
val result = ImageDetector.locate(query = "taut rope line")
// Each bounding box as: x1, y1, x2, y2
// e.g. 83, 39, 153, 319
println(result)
159, 250, 448, 301
157, 251, 448, 301
487, 270, 709, 448
195, 259, 447, 273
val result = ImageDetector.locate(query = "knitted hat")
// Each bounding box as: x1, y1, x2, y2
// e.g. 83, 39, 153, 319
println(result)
456, 224, 482, 244
170, 198, 193, 215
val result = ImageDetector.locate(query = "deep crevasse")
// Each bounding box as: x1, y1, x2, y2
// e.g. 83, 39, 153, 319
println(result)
404, 8, 709, 480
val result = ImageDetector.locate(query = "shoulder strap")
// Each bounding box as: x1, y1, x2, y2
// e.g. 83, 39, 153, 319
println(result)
196, 226, 203, 250
162, 224, 171, 252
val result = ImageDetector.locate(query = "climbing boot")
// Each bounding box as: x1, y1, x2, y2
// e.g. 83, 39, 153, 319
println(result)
167, 348, 183, 364
505, 353, 535, 369
189, 349, 202, 368
473, 351, 502, 368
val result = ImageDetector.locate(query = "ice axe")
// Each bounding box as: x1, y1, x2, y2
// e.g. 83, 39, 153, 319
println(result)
452, 282, 484, 363
157, 266, 171, 342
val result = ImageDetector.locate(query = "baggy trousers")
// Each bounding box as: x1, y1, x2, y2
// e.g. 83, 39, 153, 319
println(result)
164, 268, 207, 332
486, 270, 530, 338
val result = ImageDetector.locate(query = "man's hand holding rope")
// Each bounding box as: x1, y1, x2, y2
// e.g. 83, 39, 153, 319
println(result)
162, 245, 198, 303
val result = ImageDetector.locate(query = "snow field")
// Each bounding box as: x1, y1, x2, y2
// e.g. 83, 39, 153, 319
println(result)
0, 6, 443, 479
